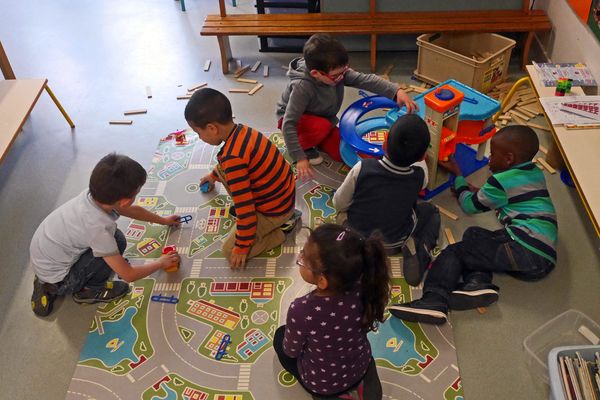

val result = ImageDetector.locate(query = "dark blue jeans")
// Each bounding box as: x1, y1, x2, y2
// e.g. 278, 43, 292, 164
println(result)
424, 227, 554, 300
56, 229, 127, 295
386, 202, 441, 255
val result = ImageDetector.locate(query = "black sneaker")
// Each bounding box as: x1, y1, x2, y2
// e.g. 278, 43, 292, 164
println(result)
449, 281, 499, 310
388, 295, 448, 325
305, 148, 323, 165
31, 277, 58, 317
72, 281, 130, 304
281, 209, 302, 233
228, 205, 236, 218
402, 238, 423, 286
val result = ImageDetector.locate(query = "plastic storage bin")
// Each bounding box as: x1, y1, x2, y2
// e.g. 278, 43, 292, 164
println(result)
414, 33, 516, 93
523, 309, 600, 384
548, 345, 600, 400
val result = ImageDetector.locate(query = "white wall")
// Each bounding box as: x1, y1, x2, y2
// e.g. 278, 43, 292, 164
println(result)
535, 0, 600, 94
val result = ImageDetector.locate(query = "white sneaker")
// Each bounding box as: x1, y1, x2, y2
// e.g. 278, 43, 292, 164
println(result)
305, 148, 323, 165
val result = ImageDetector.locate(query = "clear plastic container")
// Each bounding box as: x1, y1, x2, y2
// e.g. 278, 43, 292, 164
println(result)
523, 309, 600, 384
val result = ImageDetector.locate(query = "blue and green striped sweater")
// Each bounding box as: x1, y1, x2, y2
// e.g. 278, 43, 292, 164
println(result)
455, 162, 557, 263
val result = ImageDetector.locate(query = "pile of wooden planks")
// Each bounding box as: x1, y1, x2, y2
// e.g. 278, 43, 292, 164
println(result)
488, 82, 550, 132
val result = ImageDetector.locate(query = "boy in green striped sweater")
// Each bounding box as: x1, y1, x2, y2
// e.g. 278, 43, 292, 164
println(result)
389, 125, 557, 325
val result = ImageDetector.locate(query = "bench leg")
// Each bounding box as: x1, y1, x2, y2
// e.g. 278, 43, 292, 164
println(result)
45, 85, 75, 128
521, 32, 534, 71
370, 34, 377, 73
217, 36, 233, 74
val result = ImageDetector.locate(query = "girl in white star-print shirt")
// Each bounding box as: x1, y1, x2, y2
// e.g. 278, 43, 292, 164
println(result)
273, 224, 391, 398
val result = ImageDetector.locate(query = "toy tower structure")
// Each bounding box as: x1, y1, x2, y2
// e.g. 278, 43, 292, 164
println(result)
423, 85, 464, 190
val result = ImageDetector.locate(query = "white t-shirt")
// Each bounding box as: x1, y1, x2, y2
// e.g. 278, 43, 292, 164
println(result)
30, 190, 120, 283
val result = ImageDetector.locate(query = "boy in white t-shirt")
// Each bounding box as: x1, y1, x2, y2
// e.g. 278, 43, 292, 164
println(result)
30, 153, 181, 316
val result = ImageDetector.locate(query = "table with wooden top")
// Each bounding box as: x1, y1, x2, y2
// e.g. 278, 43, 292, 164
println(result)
526, 65, 600, 238
0, 40, 74, 166
0, 79, 47, 164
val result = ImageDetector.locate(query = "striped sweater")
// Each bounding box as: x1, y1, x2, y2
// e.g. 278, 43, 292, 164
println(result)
455, 162, 557, 263
211, 124, 295, 255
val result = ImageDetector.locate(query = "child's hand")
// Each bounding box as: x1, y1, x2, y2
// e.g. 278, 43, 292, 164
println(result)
159, 251, 180, 270
229, 252, 247, 269
395, 89, 419, 114
439, 157, 462, 176
296, 159, 314, 182
162, 215, 182, 227
200, 174, 216, 192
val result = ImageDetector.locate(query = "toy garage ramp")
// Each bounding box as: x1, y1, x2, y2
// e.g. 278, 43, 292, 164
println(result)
340, 80, 500, 198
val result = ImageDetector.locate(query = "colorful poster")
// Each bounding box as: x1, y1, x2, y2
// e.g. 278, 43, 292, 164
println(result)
588, 0, 600, 42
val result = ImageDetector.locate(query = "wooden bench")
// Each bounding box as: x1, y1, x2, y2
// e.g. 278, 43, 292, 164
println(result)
201, 0, 551, 74
0, 41, 74, 165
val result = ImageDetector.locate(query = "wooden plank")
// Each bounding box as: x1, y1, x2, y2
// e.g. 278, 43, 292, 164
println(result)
201, 12, 552, 26
229, 88, 250, 93
526, 122, 551, 132
248, 83, 264, 95
188, 82, 207, 92
436, 205, 459, 221
233, 65, 250, 78
202, 20, 551, 36
565, 123, 600, 130
510, 109, 531, 120
0, 79, 47, 164
109, 120, 133, 125
537, 157, 556, 174
123, 109, 147, 115
236, 78, 258, 84
539, 145, 548, 154
203, 9, 549, 23
502, 97, 519, 113
146, 86, 152, 98
521, 104, 541, 115
444, 228, 456, 244
251, 60, 261, 72
511, 114, 528, 125
516, 107, 536, 118
200, 10, 552, 32
177, 95, 192, 100
204, 60, 211, 71
409, 85, 427, 93
263, 65, 269, 77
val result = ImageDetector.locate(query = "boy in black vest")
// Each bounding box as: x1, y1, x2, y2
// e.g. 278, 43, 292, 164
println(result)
333, 114, 440, 285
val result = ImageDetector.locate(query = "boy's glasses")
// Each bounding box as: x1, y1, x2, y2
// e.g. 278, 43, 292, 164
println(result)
318, 66, 349, 83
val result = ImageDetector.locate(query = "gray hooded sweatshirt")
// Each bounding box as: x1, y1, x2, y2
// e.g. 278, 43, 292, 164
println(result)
276, 57, 400, 162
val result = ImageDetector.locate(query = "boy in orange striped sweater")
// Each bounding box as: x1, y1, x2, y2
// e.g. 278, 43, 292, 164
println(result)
185, 88, 299, 268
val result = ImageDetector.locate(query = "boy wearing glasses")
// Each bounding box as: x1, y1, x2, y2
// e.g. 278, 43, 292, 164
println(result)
276, 33, 417, 181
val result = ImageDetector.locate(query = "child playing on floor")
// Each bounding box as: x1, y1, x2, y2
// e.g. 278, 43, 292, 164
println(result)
30, 153, 181, 317
333, 114, 440, 286
273, 224, 390, 399
185, 88, 300, 269
276, 33, 418, 181
389, 125, 557, 324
